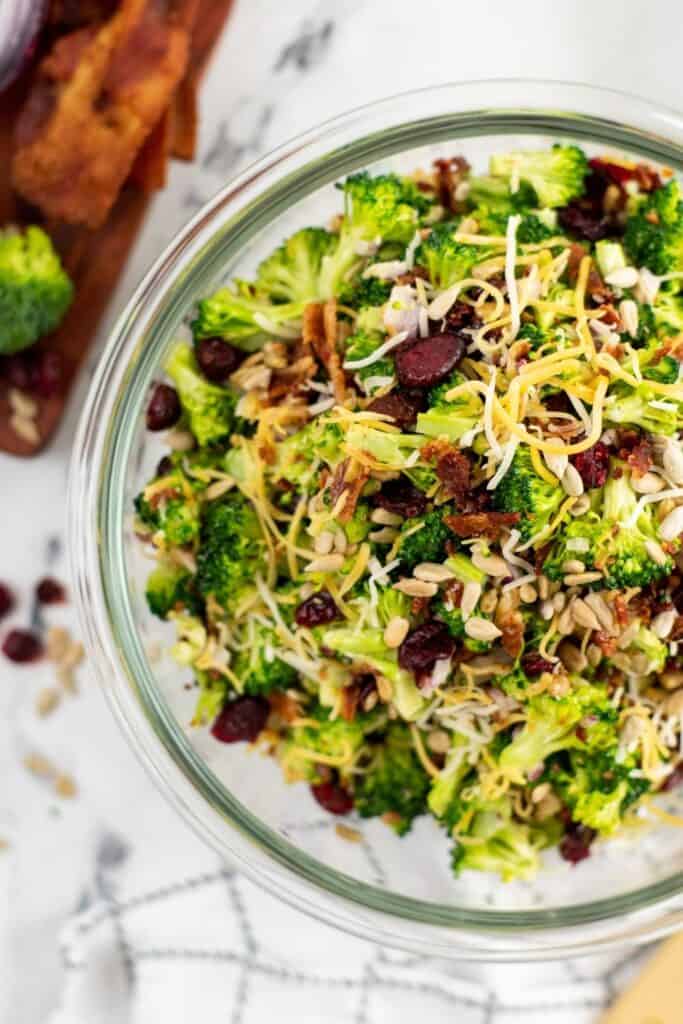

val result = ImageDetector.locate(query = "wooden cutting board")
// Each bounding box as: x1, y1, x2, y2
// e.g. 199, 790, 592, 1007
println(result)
0, 0, 234, 457
600, 931, 683, 1024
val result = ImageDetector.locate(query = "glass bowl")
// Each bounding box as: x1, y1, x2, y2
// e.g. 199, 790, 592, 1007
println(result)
69, 80, 683, 960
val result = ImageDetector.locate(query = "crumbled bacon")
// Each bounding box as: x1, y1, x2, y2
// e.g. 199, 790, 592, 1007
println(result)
593, 630, 617, 657
328, 458, 369, 524
496, 606, 524, 659
566, 243, 587, 285
268, 690, 301, 723
613, 594, 629, 627
626, 438, 653, 478
421, 439, 471, 504
445, 511, 521, 541
302, 301, 347, 403
340, 683, 360, 722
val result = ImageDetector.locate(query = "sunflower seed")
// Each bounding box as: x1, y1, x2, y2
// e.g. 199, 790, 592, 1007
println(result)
393, 578, 438, 597
370, 508, 403, 526
304, 554, 345, 573
660, 506, 683, 542
571, 598, 602, 631
413, 562, 456, 583
652, 608, 677, 639
427, 729, 451, 754
562, 559, 585, 574
464, 617, 502, 642
663, 444, 683, 486
460, 581, 482, 619
384, 616, 410, 648
368, 527, 399, 544
314, 531, 334, 555
619, 298, 639, 337
519, 583, 537, 603
471, 550, 509, 577
569, 494, 591, 516
645, 539, 669, 566
563, 571, 603, 586
631, 472, 664, 494
605, 266, 639, 288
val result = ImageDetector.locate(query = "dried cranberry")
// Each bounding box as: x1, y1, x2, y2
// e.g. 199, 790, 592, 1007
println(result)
146, 384, 181, 431
155, 455, 173, 477
311, 780, 354, 815
35, 577, 66, 604
211, 696, 269, 743
372, 478, 427, 519
398, 621, 455, 678
660, 764, 683, 792
2, 354, 31, 390
588, 158, 634, 187
394, 333, 465, 388
443, 300, 478, 332
295, 590, 340, 628
0, 583, 14, 620
558, 202, 611, 242
521, 652, 555, 677
571, 442, 610, 490
559, 823, 596, 865
367, 389, 425, 430
29, 350, 63, 398
195, 337, 243, 382
2, 628, 43, 663
671, 586, 683, 615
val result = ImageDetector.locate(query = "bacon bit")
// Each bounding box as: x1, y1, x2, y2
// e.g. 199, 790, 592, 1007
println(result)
613, 595, 629, 627
670, 618, 683, 642
395, 266, 430, 286
432, 156, 470, 212
587, 267, 613, 307
596, 304, 621, 327
421, 439, 471, 504
496, 606, 525, 659
443, 580, 464, 608
567, 243, 587, 285
645, 209, 660, 225
593, 630, 617, 657
340, 683, 360, 722
258, 442, 276, 466
268, 690, 301, 723
626, 438, 653, 478
615, 428, 643, 457
411, 596, 431, 617
328, 458, 369, 524
588, 158, 635, 186
303, 301, 347, 403
148, 486, 181, 509
445, 511, 521, 541
634, 163, 662, 192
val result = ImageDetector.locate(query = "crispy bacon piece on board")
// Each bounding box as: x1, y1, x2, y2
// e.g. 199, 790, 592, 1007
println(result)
13, 0, 200, 227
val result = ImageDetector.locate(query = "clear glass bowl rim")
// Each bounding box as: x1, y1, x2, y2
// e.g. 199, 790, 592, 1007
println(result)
68, 80, 683, 959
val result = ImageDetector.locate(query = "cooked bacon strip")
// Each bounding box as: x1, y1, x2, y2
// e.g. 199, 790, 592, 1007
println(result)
445, 511, 520, 541
13, 0, 199, 227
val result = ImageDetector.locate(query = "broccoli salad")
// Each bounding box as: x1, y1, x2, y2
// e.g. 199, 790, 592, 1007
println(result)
135, 145, 683, 881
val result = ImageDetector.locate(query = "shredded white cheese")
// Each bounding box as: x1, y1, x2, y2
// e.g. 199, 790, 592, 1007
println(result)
343, 330, 409, 370
362, 260, 408, 280
487, 436, 519, 490
504, 214, 522, 341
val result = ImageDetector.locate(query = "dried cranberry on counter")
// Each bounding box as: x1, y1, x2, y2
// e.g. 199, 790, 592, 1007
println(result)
372, 478, 427, 519
195, 337, 243, 382
295, 590, 340, 628
660, 764, 683, 792
146, 383, 181, 431
398, 621, 455, 679
0, 583, 14, 620
211, 696, 269, 743
311, 779, 354, 815
367, 389, 426, 430
2, 628, 43, 663
394, 333, 465, 388
36, 577, 66, 604
30, 350, 63, 398
571, 442, 610, 490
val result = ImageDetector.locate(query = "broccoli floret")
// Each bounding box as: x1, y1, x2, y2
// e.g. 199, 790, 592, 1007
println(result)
637, 336, 680, 384
427, 733, 472, 820
338, 276, 392, 310
498, 684, 613, 785
232, 619, 297, 696
629, 625, 668, 673
196, 493, 266, 610
415, 220, 493, 289
320, 626, 425, 721
134, 467, 201, 548
451, 795, 550, 882
467, 176, 537, 218
145, 559, 202, 619
493, 446, 564, 542
396, 506, 454, 571
165, 344, 237, 447
517, 322, 550, 349
0, 225, 74, 354
254, 227, 335, 303
545, 474, 674, 589
624, 180, 683, 274
416, 370, 483, 442
280, 702, 372, 783
354, 722, 430, 834
488, 145, 589, 209
516, 213, 557, 244
376, 587, 411, 626
550, 748, 650, 836
605, 380, 682, 435
344, 423, 424, 474
344, 329, 394, 392
192, 283, 305, 351
653, 287, 683, 337
340, 171, 431, 243
273, 418, 344, 489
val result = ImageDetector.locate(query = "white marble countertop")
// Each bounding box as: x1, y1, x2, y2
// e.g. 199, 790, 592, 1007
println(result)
1, 1, 681, 1020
